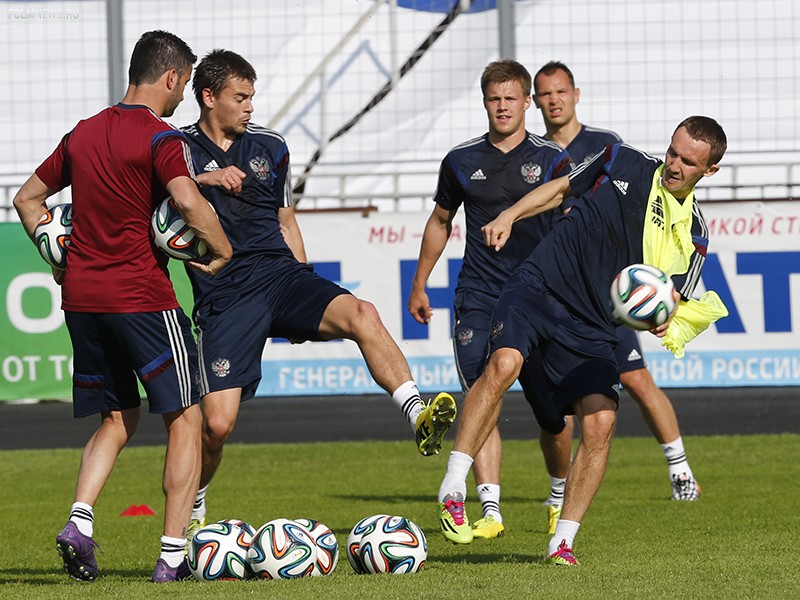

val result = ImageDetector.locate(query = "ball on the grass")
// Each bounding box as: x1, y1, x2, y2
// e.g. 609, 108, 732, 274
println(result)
151, 196, 208, 260
611, 263, 676, 330
357, 515, 427, 575
346, 514, 390, 574
34, 203, 73, 269
216, 518, 257, 542
246, 518, 317, 580
187, 520, 253, 581
294, 518, 339, 576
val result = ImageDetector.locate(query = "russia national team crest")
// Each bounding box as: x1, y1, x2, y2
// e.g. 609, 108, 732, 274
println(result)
211, 358, 231, 378
249, 156, 270, 180
456, 328, 474, 346
521, 162, 542, 184
490, 321, 505, 341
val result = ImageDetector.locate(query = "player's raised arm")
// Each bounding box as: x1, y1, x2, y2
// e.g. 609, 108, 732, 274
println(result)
166, 175, 233, 275
481, 175, 572, 251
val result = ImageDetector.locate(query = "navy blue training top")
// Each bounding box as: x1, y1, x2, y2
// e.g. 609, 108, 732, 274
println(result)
181, 122, 294, 300
434, 132, 573, 296
522, 143, 709, 336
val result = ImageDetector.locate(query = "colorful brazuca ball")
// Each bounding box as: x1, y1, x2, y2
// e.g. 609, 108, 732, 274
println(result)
34, 203, 73, 269
294, 518, 339, 576
611, 263, 677, 331
246, 518, 317, 580
358, 515, 427, 575
187, 520, 254, 581
217, 518, 257, 538
151, 197, 208, 260
346, 514, 389, 574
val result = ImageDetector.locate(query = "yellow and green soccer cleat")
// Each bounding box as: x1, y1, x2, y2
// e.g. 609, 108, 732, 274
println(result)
415, 392, 457, 456
472, 515, 505, 539
186, 517, 205, 542
546, 504, 562, 535
438, 492, 473, 544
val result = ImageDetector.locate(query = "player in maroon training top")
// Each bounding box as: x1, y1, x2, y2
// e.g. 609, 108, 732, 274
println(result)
13, 30, 232, 583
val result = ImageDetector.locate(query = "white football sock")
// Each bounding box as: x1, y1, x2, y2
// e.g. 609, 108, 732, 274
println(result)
192, 484, 208, 521
391, 381, 425, 430
159, 535, 187, 568
476, 483, 502, 522
69, 501, 94, 537
661, 436, 694, 479
548, 519, 581, 555
545, 476, 567, 507
438, 451, 473, 502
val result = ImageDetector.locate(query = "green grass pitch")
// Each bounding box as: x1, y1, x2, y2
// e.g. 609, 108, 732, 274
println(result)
1, 434, 799, 598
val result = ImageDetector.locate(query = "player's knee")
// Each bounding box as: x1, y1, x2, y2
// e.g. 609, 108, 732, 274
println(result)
620, 368, 655, 401
580, 408, 617, 447
103, 410, 140, 442
350, 299, 385, 336
486, 349, 524, 387
203, 414, 235, 448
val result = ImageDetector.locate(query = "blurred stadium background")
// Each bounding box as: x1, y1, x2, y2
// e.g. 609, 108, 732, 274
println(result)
1, 0, 798, 401
1, 0, 798, 215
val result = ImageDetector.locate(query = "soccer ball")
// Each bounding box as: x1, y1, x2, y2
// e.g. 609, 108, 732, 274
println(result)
346, 514, 390, 574
247, 518, 317, 579
217, 518, 257, 538
357, 515, 427, 575
34, 203, 73, 269
151, 197, 208, 260
294, 518, 339, 576
187, 520, 253, 581
611, 263, 677, 330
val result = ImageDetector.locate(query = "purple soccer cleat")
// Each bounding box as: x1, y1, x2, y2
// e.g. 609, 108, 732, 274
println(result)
56, 521, 99, 582
151, 557, 192, 583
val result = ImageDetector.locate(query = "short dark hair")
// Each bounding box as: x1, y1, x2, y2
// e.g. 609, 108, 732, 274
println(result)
128, 30, 196, 86
481, 59, 532, 98
676, 116, 728, 165
193, 49, 258, 107
533, 61, 576, 91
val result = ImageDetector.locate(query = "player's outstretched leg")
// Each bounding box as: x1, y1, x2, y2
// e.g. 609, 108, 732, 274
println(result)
416, 392, 457, 456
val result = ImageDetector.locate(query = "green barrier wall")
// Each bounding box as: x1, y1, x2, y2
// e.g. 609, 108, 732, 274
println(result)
0, 223, 194, 401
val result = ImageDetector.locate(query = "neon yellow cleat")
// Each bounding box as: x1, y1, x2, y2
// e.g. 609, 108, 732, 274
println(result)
472, 515, 505, 539
438, 492, 473, 544
547, 504, 562, 535
186, 517, 205, 542
415, 392, 457, 456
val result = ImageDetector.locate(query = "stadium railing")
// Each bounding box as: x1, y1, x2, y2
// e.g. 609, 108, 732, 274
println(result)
1, 160, 798, 221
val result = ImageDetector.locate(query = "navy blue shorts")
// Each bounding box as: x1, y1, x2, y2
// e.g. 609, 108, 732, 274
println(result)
453, 288, 565, 434
65, 309, 199, 418
488, 270, 620, 433
614, 325, 647, 373
194, 259, 350, 401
